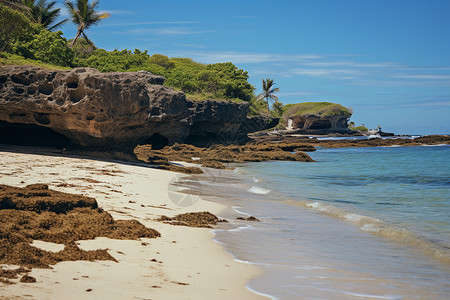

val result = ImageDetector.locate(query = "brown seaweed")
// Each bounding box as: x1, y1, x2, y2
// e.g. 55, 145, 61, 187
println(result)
0, 184, 160, 283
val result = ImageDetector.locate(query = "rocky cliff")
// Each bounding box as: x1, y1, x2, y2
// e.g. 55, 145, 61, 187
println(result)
0, 65, 273, 149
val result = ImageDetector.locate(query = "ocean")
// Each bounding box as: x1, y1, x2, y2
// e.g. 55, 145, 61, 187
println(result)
190, 145, 450, 299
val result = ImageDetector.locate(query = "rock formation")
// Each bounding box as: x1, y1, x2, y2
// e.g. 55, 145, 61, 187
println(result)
283, 102, 353, 134
0, 65, 274, 149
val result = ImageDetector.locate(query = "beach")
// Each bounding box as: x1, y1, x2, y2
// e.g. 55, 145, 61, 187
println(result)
0, 146, 266, 300
1, 0, 449, 298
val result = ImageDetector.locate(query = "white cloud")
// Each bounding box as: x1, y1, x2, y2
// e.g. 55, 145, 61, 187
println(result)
290, 68, 364, 77
168, 51, 322, 64
277, 92, 318, 97
232, 16, 256, 19
162, 50, 450, 87
126, 27, 213, 35
298, 61, 399, 68
105, 21, 199, 27
100, 10, 137, 15
413, 100, 450, 107
391, 74, 450, 80
175, 43, 207, 49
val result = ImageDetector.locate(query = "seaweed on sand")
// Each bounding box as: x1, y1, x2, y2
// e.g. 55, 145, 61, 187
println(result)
0, 184, 160, 282
158, 212, 227, 228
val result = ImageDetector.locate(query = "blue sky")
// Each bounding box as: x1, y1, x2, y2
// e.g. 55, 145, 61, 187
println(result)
57, 0, 450, 134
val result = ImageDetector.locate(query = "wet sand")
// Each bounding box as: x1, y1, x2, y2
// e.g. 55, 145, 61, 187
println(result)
0, 146, 265, 300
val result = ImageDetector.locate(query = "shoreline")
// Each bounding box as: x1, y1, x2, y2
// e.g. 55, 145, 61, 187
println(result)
191, 148, 450, 299
0, 146, 267, 299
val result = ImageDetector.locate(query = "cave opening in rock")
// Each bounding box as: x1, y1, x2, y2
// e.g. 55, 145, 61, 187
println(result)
0, 121, 73, 148
292, 118, 305, 129
309, 119, 332, 130
143, 133, 169, 150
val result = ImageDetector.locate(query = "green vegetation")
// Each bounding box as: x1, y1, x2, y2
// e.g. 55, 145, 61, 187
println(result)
248, 97, 269, 116
0, 52, 70, 69
283, 102, 352, 118
0, 0, 26, 10
70, 37, 96, 58
23, 0, 68, 31
9, 25, 74, 67
352, 125, 368, 132
257, 78, 280, 114
65, 0, 110, 47
271, 101, 284, 117
0, 4, 30, 52
75, 50, 254, 101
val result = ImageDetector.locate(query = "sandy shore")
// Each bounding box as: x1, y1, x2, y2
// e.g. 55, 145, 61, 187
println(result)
0, 146, 266, 300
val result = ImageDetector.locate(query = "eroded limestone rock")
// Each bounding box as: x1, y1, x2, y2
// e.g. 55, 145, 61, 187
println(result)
0, 66, 273, 148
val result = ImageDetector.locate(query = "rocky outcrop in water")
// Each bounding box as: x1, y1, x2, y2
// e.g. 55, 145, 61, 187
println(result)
283, 102, 353, 134
0, 65, 274, 149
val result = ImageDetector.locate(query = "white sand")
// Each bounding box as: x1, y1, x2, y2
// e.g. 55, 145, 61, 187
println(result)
0, 147, 267, 299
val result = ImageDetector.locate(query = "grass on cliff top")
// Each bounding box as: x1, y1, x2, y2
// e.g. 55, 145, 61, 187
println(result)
283, 102, 352, 118
351, 125, 368, 132
0, 53, 70, 70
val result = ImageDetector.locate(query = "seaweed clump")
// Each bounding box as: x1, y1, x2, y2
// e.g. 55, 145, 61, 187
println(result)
250, 134, 450, 148
237, 216, 260, 221
135, 142, 316, 171
0, 184, 160, 283
0, 267, 31, 285
158, 212, 227, 228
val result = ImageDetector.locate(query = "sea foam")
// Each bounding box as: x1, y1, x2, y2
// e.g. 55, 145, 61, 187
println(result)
248, 186, 271, 195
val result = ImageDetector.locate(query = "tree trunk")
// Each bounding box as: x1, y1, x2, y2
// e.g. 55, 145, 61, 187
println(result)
70, 30, 82, 48
81, 31, 94, 46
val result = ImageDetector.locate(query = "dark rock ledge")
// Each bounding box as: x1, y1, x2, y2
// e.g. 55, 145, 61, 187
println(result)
0, 65, 273, 149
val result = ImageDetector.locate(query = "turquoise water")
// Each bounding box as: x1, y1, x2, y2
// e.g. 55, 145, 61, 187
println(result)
196, 145, 450, 299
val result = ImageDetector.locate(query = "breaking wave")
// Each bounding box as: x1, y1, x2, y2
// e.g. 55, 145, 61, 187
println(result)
283, 199, 450, 265
248, 186, 272, 195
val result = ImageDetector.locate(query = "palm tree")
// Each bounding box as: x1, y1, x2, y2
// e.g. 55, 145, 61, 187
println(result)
65, 0, 110, 47
257, 78, 280, 114
0, 0, 27, 10
23, 0, 68, 31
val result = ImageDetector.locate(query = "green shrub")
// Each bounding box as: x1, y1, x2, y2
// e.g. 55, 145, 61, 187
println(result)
352, 125, 368, 132
76, 49, 151, 72
0, 52, 69, 69
283, 102, 352, 118
148, 53, 175, 69
70, 38, 96, 59
248, 97, 268, 116
271, 102, 284, 117
206, 62, 254, 101
0, 4, 31, 53
76, 49, 254, 102
9, 25, 74, 67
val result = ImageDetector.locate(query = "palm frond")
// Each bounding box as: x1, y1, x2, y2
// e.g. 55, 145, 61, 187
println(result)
47, 18, 69, 31
66, 0, 109, 47
269, 94, 279, 102
22, 0, 67, 30
97, 12, 109, 19
269, 87, 280, 94
0, 0, 29, 10
256, 94, 265, 101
